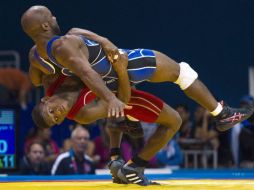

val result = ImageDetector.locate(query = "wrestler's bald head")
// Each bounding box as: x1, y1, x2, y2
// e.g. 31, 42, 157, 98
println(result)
21, 5, 60, 38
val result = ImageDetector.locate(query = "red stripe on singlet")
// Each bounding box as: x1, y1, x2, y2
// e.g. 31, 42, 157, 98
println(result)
125, 89, 164, 122
66, 88, 96, 120
46, 74, 67, 97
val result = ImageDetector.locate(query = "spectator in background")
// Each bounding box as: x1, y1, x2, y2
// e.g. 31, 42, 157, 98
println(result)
239, 113, 254, 168
19, 141, 50, 175
175, 104, 193, 142
156, 138, 183, 167
24, 128, 60, 165
231, 95, 254, 167
0, 68, 31, 109
193, 106, 219, 150
61, 123, 95, 158
51, 126, 95, 175
141, 122, 158, 143
238, 95, 254, 168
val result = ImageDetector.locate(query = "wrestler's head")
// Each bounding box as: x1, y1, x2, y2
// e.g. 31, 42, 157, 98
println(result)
32, 95, 71, 129
21, 5, 61, 39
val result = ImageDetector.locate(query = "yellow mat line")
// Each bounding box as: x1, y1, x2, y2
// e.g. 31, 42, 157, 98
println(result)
1, 180, 254, 190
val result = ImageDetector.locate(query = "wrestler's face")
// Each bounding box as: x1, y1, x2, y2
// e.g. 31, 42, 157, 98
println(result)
50, 15, 61, 35
40, 96, 69, 126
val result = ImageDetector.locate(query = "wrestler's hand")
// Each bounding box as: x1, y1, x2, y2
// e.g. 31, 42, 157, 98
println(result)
108, 97, 132, 118
101, 40, 120, 64
110, 50, 128, 74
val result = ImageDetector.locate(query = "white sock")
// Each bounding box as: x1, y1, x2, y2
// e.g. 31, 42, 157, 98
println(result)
210, 103, 223, 116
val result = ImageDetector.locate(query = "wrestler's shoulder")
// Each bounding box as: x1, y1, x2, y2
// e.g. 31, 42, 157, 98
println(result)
28, 45, 36, 62
51, 35, 82, 53
57, 34, 81, 45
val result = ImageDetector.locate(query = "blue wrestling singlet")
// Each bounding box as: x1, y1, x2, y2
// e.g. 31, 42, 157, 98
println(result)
34, 35, 157, 90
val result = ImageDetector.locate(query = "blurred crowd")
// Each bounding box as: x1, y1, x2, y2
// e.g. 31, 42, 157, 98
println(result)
0, 68, 254, 175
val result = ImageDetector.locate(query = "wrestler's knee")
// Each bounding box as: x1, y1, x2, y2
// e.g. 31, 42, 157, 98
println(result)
174, 62, 198, 90
169, 110, 182, 133
157, 107, 182, 133
152, 50, 180, 82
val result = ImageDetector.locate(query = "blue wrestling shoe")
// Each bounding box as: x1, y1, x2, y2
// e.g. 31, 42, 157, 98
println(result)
107, 157, 126, 184
117, 163, 160, 186
215, 102, 254, 132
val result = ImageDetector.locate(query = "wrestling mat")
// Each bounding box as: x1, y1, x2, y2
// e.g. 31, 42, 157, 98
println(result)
1, 180, 254, 190
1, 170, 254, 190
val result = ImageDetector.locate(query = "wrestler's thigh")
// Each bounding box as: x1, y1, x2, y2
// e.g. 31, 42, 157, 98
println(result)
155, 103, 182, 128
149, 50, 180, 82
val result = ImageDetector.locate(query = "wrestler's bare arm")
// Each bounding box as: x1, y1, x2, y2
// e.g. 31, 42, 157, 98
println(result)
113, 52, 131, 103
67, 28, 119, 63
29, 65, 43, 87
67, 28, 131, 103
28, 47, 44, 86
67, 28, 110, 45
52, 35, 129, 117
74, 99, 108, 124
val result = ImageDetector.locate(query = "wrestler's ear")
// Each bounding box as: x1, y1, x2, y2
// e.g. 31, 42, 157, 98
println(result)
41, 96, 49, 103
41, 22, 50, 31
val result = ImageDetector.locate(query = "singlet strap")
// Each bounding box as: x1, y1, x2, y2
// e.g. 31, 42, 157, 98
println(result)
46, 74, 67, 97
46, 36, 74, 76
67, 88, 96, 119
34, 49, 55, 74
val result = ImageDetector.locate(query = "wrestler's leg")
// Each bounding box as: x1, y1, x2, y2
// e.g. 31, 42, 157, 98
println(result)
149, 51, 254, 131
74, 100, 125, 183
149, 51, 217, 111
107, 126, 123, 154
74, 100, 123, 154
134, 103, 181, 160
117, 103, 181, 185
106, 119, 123, 160
106, 122, 125, 183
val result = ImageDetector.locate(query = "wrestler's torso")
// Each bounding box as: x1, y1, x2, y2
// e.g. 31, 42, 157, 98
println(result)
35, 35, 156, 90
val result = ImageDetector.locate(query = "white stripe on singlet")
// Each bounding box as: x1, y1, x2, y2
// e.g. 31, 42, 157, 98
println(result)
127, 66, 156, 71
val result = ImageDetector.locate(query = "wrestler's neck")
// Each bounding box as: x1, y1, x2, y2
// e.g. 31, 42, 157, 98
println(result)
34, 31, 58, 58
56, 91, 80, 112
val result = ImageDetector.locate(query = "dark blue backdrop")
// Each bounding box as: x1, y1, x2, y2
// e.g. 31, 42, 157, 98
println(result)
1, 0, 253, 107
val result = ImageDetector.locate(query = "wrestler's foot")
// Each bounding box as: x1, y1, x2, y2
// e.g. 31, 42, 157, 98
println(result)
215, 102, 254, 132
117, 163, 160, 186
107, 157, 126, 184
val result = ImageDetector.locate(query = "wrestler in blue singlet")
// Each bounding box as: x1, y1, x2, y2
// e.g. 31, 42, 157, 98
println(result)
34, 36, 157, 91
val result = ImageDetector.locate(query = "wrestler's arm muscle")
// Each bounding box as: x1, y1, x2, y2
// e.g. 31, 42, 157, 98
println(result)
67, 28, 131, 103
28, 47, 43, 86
29, 65, 43, 86
52, 35, 129, 117
114, 52, 131, 103
74, 100, 108, 124
67, 28, 110, 46
52, 36, 115, 102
